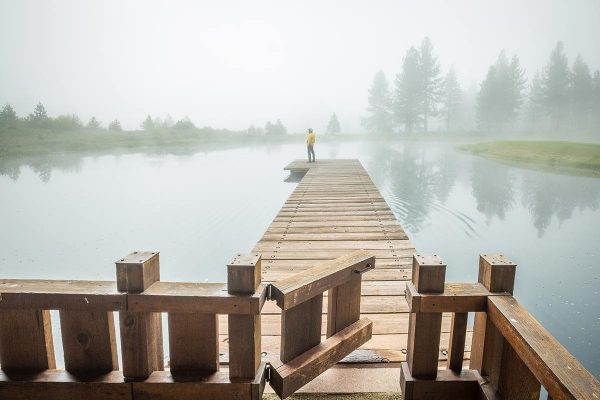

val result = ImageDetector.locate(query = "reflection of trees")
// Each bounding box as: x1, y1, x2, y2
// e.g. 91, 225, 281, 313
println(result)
365, 142, 458, 233
0, 153, 84, 183
521, 173, 600, 236
470, 158, 515, 222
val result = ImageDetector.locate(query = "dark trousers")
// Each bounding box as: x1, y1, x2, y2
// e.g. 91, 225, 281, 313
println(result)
307, 145, 315, 162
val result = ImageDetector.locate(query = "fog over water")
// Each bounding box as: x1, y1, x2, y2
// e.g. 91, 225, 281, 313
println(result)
1, 0, 599, 131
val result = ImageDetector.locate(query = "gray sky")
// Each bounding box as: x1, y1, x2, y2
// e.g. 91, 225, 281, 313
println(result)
1, 0, 599, 132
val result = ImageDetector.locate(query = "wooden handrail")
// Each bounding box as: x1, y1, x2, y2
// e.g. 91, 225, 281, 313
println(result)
488, 296, 600, 400
401, 253, 600, 400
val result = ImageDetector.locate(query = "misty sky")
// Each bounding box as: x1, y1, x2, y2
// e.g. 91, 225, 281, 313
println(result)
1, 0, 599, 132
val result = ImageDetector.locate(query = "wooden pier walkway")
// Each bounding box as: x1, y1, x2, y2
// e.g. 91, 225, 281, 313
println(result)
253, 159, 466, 367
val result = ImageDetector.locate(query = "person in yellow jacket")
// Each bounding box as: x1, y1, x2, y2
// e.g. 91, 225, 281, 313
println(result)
306, 128, 316, 163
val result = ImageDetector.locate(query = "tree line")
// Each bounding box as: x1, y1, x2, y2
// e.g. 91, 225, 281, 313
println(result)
363, 38, 600, 134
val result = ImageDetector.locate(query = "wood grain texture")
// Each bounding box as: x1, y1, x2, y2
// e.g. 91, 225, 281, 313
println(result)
447, 312, 468, 372
488, 296, 600, 400
168, 313, 219, 374
326, 275, 361, 337
280, 294, 323, 363
59, 310, 118, 373
0, 309, 55, 370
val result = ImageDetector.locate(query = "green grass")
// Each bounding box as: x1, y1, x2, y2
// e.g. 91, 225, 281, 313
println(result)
461, 140, 600, 177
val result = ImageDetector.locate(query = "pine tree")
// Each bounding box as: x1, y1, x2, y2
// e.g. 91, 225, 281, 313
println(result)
541, 41, 570, 129
419, 37, 442, 133
362, 70, 393, 134
326, 113, 341, 134
593, 70, 600, 131
394, 47, 422, 133
142, 115, 155, 131
439, 67, 461, 131
527, 71, 546, 130
28, 102, 50, 127
0, 104, 18, 128
108, 119, 122, 131
87, 117, 101, 129
570, 54, 593, 131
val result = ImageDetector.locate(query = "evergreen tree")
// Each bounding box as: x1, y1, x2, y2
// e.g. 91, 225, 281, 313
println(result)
362, 70, 393, 134
394, 47, 423, 133
142, 115, 155, 131
439, 67, 461, 131
476, 51, 526, 131
28, 102, 50, 127
419, 37, 442, 133
265, 119, 287, 135
326, 113, 341, 134
173, 116, 196, 130
163, 114, 174, 129
275, 119, 287, 135
87, 117, 101, 129
53, 114, 82, 131
593, 70, 600, 130
108, 119, 122, 131
541, 41, 570, 129
0, 104, 18, 128
527, 71, 546, 130
570, 55, 593, 130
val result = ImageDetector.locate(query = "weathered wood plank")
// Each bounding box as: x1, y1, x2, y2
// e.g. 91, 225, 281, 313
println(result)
168, 313, 219, 374
280, 295, 323, 363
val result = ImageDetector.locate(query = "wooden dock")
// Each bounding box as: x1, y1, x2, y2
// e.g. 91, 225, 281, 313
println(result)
253, 159, 466, 366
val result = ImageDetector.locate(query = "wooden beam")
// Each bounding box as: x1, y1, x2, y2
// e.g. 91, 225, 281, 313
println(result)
59, 310, 118, 373
488, 296, 600, 400
269, 318, 372, 399
498, 341, 541, 400
405, 282, 508, 313
127, 282, 266, 314
400, 362, 480, 400
0, 370, 130, 400
0, 280, 125, 311
0, 309, 55, 370
269, 250, 375, 310
406, 254, 446, 379
115, 251, 160, 293
227, 253, 262, 379
132, 366, 266, 400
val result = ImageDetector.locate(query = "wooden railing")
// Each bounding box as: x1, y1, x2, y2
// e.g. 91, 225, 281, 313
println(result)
0, 250, 373, 400
401, 253, 600, 400
0, 251, 267, 400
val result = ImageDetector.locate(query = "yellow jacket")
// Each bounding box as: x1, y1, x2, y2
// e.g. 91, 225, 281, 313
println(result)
307, 132, 316, 145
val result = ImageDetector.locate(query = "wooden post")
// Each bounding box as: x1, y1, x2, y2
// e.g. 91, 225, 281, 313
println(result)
281, 294, 323, 363
116, 251, 164, 380
406, 254, 446, 379
227, 253, 261, 379
447, 312, 468, 372
168, 312, 219, 374
0, 309, 55, 371
470, 253, 516, 388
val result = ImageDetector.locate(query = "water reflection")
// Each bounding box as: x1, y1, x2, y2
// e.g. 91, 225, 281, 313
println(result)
470, 157, 515, 223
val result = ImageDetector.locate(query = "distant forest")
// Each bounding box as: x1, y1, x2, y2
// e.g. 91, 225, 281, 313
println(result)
363, 38, 600, 134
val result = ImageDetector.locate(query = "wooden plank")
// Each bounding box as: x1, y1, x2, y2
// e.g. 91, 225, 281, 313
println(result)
59, 310, 118, 373
270, 250, 375, 310
127, 282, 265, 314
488, 296, 600, 400
269, 318, 372, 399
227, 254, 261, 295
405, 282, 509, 313
168, 313, 219, 374
497, 341, 541, 400
0, 370, 130, 400
0, 280, 125, 311
326, 275, 361, 337
280, 294, 323, 363
132, 364, 266, 400
0, 309, 55, 370
447, 312, 468, 372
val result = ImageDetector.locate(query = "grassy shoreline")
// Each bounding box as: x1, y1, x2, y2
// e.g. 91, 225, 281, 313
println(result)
461, 140, 600, 177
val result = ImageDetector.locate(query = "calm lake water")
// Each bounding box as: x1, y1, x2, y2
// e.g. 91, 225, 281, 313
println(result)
1, 139, 599, 378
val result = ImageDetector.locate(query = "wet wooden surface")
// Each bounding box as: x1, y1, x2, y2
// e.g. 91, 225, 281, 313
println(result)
250, 160, 469, 366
